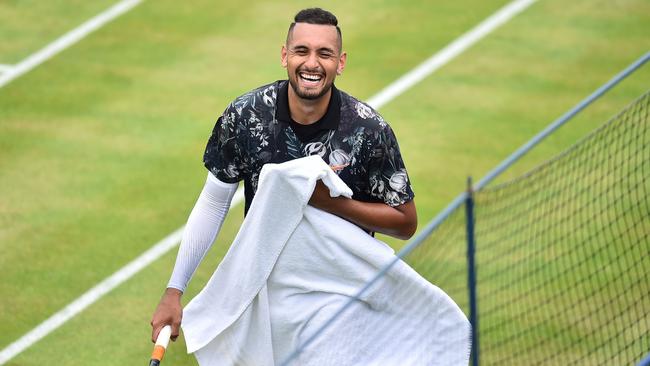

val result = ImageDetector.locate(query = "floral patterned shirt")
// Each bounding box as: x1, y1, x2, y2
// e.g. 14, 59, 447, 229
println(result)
204, 80, 415, 215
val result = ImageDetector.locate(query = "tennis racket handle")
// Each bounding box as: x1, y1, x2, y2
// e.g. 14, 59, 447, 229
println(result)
149, 325, 172, 365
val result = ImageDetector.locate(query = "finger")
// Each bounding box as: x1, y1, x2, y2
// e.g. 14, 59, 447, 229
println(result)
152, 325, 162, 343
170, 322, 181, 341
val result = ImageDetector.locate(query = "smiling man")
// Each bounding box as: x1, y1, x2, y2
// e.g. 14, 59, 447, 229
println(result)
151, 7, 417, 346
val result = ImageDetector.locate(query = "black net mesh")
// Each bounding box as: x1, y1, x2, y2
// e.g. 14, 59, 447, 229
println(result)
404, 205, 469, 313
474, 90, 650, 364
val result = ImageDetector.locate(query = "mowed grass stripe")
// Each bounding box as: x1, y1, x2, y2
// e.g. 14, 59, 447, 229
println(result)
381, 0, 650, 222
0, 184, 244, 364
367, 0, 536, 109
0, 0, 143, 89
0, 0, 116, 64
2, 0, 512, 364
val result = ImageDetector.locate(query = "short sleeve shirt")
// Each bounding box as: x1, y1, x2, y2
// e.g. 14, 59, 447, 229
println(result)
203, 80, 414, 215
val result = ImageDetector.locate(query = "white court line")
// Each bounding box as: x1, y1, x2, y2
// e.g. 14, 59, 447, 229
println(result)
368, 0, 537, 109
0, 227, 184, 365
0, 0, 536, 363
0, 0, 143, 89
0, 189, 245, 365
0, 64, 14, 74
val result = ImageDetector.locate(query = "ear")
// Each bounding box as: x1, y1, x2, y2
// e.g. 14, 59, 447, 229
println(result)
336, 51, 347, 75
281, 45, 288, 68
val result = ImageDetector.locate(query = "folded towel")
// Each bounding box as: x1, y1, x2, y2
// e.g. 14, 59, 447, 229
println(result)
182, 155, 470, 365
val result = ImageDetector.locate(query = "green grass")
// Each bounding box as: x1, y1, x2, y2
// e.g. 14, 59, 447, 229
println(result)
0, 0, 648, 365
0, 0, 117, 64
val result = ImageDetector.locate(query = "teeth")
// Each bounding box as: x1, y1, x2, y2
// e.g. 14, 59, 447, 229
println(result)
300, 73, 322, 82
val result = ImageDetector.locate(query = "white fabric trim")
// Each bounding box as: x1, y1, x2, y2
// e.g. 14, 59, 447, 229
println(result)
167, 173, 238, 292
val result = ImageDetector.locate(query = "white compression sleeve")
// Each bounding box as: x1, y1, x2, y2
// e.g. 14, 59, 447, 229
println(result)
167, 173, 238, 292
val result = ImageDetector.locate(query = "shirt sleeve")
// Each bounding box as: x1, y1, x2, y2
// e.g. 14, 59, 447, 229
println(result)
367, 124, 415, 207
203, 103, 248, 183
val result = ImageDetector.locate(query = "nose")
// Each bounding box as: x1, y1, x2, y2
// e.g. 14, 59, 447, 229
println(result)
304, 52, 319, 70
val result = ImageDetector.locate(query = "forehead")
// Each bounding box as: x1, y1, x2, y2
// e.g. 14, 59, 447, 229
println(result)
288, 23, 339, 49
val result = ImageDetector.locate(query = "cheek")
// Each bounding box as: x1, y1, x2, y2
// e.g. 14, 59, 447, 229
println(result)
327, 63, 340, 76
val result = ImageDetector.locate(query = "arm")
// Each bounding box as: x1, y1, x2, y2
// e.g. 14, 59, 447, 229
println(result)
312, 119, 417, 240
150, 173, 238, 342
309, 180, 417, 240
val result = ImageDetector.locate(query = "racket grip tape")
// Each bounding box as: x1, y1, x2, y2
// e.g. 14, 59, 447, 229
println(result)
149, 325, 172, 365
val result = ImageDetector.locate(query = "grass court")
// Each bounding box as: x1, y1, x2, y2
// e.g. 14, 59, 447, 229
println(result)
0, 0, 648, 364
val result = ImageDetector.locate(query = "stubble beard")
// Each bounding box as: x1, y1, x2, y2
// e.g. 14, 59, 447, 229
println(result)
288, 73, 333, 101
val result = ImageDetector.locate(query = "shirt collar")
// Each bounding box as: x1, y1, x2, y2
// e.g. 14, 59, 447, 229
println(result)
276, 80, 341, 130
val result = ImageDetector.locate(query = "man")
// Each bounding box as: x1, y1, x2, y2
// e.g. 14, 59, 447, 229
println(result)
151, 7, 417, 344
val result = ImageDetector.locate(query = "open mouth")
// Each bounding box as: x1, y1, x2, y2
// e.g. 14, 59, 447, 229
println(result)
298, 72, 323, 85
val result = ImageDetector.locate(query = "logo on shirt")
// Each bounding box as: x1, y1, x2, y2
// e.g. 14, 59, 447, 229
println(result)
329, 149, 351, 173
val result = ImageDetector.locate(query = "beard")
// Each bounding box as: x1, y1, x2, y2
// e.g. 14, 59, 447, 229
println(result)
288, 71, 333, 100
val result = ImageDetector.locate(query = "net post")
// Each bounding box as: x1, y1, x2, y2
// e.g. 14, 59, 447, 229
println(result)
465, 176, 479, 366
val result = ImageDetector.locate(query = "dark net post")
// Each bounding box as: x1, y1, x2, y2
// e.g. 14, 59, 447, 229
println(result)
465, 176, 479, 366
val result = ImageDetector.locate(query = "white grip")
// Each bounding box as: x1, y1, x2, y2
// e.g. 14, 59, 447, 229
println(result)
155, 325, 172, 349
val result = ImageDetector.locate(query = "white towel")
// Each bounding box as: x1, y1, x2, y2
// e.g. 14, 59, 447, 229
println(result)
182, 155, 471, 365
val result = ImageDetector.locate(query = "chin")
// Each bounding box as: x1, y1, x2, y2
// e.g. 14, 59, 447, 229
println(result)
298, 89, 325, 100
291, 81, 332, 101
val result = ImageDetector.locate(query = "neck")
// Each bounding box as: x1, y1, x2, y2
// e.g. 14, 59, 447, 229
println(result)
287, 86, 332, 125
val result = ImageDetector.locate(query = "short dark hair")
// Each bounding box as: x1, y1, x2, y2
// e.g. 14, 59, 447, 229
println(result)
287, 8, 342, 51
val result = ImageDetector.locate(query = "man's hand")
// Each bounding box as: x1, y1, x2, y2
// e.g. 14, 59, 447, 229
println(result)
309, 180, 417, 240
151, 288, 183, 343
